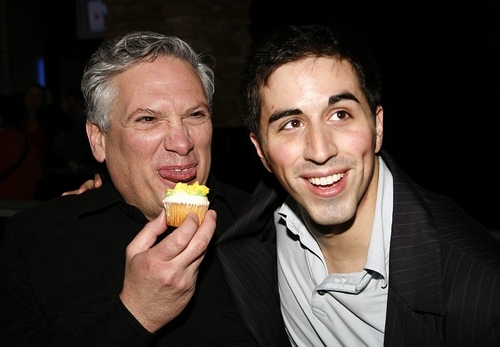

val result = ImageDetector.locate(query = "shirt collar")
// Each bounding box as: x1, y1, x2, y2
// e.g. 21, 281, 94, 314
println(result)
276, 156, 393, 286
74, 182, 146, 224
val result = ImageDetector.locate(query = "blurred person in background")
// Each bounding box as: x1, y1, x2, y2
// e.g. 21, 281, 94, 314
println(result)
53, 86, 96, 170
0, 95, 43, 200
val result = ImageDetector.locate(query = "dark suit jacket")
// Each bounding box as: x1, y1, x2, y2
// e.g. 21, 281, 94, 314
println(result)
218, 150, 500, 347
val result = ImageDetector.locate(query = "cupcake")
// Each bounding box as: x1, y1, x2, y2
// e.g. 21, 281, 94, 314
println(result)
162, 181, 210, 227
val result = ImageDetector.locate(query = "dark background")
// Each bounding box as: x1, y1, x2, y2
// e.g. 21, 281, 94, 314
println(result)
1, 1, 498, 231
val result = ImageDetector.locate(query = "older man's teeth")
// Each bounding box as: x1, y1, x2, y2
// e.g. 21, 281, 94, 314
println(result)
309, 173, 343, 186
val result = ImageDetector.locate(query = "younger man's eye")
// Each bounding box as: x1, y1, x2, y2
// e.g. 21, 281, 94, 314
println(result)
282, 118, 303, 129
331, 110, 350, 121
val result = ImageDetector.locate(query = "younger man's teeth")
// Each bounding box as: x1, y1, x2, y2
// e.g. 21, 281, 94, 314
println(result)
309, 173, 343, 186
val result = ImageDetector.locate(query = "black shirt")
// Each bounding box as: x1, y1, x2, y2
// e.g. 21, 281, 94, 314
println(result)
0, 175, 257, 346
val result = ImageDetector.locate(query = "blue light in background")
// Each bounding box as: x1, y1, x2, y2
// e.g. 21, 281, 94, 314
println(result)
37, 56, 46, 87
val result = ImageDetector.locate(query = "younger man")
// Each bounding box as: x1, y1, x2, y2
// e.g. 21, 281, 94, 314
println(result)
226, 24, 500, 346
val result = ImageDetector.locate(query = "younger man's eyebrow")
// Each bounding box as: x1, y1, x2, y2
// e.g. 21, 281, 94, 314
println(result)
329, 92, 359, 105
268, 108, 301, 125
268, 92, 361, 125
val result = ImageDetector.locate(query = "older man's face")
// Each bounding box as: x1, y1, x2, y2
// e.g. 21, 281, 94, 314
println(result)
88, 56, 212, 220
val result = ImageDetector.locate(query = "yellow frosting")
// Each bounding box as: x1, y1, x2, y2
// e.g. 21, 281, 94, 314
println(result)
165, 181, 209, 197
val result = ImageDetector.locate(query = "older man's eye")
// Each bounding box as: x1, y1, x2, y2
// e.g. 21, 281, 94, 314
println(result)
190, 110, 211, 119
137, 116, 155, 123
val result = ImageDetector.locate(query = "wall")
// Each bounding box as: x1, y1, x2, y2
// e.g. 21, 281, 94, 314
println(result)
103, 0, 252, 127
0, 0, 252, 127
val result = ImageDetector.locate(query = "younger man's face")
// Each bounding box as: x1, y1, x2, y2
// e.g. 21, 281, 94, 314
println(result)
250, 56, 383, 229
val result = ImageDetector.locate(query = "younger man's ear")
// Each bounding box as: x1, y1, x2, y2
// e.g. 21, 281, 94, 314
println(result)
249, 133, 273, 173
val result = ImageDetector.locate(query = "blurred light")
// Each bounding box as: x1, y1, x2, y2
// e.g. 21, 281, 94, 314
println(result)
37, 56, 46, 87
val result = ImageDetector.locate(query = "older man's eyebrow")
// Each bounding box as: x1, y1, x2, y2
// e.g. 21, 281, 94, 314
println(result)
131, 108, 161, 116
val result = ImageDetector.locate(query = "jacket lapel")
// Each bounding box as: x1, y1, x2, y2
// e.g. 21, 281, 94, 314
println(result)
217, 174, 291, 347
381, 151, 445, 345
